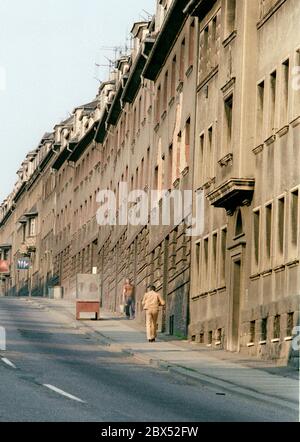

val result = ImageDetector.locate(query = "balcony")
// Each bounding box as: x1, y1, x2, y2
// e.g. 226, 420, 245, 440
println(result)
207, 178, 255, 216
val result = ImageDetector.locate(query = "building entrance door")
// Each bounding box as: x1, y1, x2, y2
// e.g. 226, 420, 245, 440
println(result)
229, 258, 242, 351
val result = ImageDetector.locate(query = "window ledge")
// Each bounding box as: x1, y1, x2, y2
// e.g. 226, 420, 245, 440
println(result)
257, 0, 288, 30
181, 166, 189, 177
271, 338, 280, 343
250, 272, 261, 281
185, 65, 193, 78
274, 264, 285, 273
290, 115, 300, 128
284, 336, 293, 342
215, 341, 222, 346
276, 125, 289, 137
173, 177, 180, 189
161, 110, 167, 121
247, 343, 255, 348
265, 134, 276, 146
286, 259, 299, 268
222, 30, 237, 48
252, 144, 264, 155
259, 340, 267, 345
176, 81, 184, 93
168, 96, 175, 108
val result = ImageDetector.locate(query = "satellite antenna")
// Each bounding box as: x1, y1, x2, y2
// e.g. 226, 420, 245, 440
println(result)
142, 9, 153, 20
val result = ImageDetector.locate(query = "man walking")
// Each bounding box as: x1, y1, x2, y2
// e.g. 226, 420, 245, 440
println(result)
142, 285, 165, 342
122, 278, 135, 319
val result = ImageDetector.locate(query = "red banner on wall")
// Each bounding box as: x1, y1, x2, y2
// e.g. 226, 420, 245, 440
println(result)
0, 260, 9, 274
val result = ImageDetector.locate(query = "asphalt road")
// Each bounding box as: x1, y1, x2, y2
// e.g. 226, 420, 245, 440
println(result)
0, 297, 298, 422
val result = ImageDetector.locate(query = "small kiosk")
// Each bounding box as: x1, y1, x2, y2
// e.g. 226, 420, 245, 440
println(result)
76, 274, 101, 320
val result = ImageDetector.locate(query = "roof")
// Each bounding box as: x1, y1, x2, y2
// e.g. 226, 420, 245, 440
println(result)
143, 0, 188, 81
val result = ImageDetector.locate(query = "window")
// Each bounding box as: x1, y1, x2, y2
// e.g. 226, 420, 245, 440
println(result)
208, 331, 213, 345
185, 118, 191, 167
199, 332, 204, 344
29, 218, 36, 237
156, 85, 161, 123
208, 125, 213, 178
169, 315, 175, 335
133, 107, 137, 136
261, 317, 268, 341
211, 16, 217, 67
281, 59, 290, 125
203, 26, 209, 72
140, 158, 144, 189
220, 228, 227, 284
155, 166, 159, 192
253, 209, 260, 267
146, 148, 150, 188
179, 38, 186, 81
256, 80, 265, 142
138, 96, 142, 128
199, 133, 205, 184
287, 312, 294, 337
295, 49, 300, 114
211, 233, 218, 287
204, 237, 209, 290
163, 71, 168, 112
224, 95, 233, 151
226, 0, 236, 35
273, 315, 281, 340
195, 240, 201, 288
269, 71, 277, 133
176, 131, 182, 177
235, 209, 243, 236
171, 56, 176, 98
277, 197, 285, 257
168, 144, 173, 189
188, 20, 195, 67
265, 203, 273, 264
290, 189, 299, 248
250, 321, 256, 343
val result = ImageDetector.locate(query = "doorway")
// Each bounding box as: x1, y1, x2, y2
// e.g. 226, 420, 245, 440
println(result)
229, 258, 242, 351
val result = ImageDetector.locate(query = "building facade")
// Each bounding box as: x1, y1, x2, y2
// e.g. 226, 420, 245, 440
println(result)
0, 0, 299, 365
189, 0, 300, 365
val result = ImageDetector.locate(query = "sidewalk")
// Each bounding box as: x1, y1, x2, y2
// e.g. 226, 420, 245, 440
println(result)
25, 298, 299, 412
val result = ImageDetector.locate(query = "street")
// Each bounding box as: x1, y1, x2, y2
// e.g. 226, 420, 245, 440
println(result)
0, 297, 298, 422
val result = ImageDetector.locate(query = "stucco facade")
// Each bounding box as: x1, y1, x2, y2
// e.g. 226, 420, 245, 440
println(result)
0, 0, 299, 365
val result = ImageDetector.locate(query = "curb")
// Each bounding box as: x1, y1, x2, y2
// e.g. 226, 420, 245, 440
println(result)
25, 298, 299, 413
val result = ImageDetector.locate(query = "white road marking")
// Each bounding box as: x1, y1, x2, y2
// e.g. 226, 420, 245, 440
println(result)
1, 358, 17, 369
43, 384, 85, 403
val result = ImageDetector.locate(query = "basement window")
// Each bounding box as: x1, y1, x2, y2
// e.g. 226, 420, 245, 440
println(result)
199, 332, 204, 344
261, 317, 268, 342
286, 312, 294, 337
250, 321, 256, 344
169, 315, 174, 336
273, 315, 281, 340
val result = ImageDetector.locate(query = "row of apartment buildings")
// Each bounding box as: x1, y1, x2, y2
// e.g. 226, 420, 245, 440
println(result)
0, 0, 299, 365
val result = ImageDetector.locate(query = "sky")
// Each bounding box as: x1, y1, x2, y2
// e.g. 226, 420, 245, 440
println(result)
0, 0, 155, 202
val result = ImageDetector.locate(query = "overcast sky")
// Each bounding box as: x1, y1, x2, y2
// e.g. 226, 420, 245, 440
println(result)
0, 0, 155, 202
